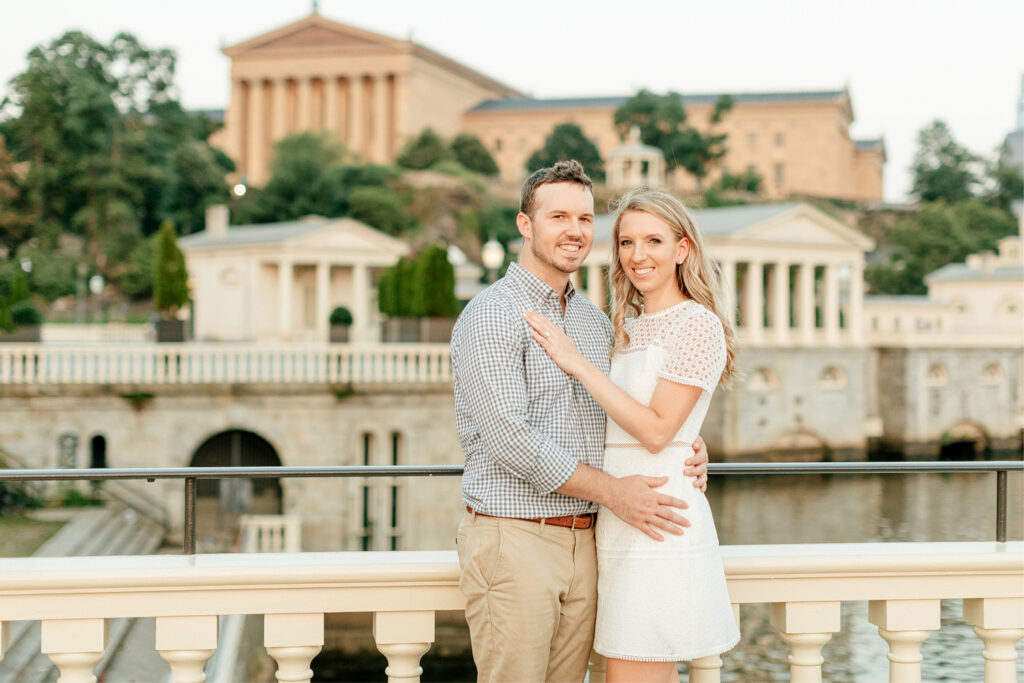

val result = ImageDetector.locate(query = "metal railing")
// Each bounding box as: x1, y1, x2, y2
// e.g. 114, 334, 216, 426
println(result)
1, 461, 1020, 554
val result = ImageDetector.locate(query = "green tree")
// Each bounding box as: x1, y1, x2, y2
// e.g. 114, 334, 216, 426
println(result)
983, 157, 1024, 215
396, 129, 454, 170
152, 221, 189, 316
451, 133, 499, 176
866, 201, 1016, 295
347, 186, 414, 235
378, 258, 418, 317
910, 121, 980, 203
614, 90, 733, 187
526, 123, 605, 181
118, 234, 157, 299
716, 168, 762, 193
0, 136, 34, 253
411, 245, 458, 317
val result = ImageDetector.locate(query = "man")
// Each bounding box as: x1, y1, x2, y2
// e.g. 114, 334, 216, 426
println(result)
451, 160, 710, 681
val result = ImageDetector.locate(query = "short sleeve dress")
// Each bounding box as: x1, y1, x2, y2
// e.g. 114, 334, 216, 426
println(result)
593, 300, 740, 662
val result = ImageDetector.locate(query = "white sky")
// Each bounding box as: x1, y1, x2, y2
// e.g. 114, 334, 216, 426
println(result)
2, 0, 1021, 201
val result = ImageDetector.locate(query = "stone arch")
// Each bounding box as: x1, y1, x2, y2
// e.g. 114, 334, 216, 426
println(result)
925, 363, 949, 387
747, 366, 780, 393
819, 365, 848, 390
940, 422, 989, 460
765, 430, 830, 462
981, 363, 1004, 386
89, 434, 107, 469
188, 429, 283, 544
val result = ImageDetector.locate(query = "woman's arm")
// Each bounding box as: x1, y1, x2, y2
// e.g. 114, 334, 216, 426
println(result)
523, 310, 703, 454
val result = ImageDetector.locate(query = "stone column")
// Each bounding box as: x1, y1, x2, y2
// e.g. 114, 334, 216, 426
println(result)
849, 262, 865, 345
772, 262, 790, 344
720, 259, 737, 329
824, 263, 840, 345
798, 262, 816, 346
338, 77, 350, 145
349, 74, 365, 159
391, 72, 407, 157
587, 263, 606, 310
963, 598, 1024, 683
296, 77, 313, 131
373, 611, 435, 682
227, 78, 246, 175
353, 263, 370, 343
323, 76, 339, 135
278, 258, 294, 341
372, 73, 389, 163
272, 78, 289, 140
316, 262, 331, 343
743, 260, 764, 345
41, 618, 107, 683
156, 615, 218, 683
246, 80, 266, 186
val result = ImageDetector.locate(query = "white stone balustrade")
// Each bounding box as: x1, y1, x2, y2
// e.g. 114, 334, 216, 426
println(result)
0, 543, 1020, 682
240, 514, 302, 552
0, 343, 452, 386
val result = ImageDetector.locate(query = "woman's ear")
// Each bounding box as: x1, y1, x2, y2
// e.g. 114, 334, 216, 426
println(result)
676, 236, 690, 265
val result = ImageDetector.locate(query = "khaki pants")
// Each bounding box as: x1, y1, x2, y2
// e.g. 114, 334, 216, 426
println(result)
456, 512, 597, 682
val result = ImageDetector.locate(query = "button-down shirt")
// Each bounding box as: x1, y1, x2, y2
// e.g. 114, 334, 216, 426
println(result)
452, 262, 613, 518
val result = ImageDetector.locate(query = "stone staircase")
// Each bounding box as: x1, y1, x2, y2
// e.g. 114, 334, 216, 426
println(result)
0, 503, 167, 682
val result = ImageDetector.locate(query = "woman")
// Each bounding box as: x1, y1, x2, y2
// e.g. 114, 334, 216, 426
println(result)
523, 188, 739, 681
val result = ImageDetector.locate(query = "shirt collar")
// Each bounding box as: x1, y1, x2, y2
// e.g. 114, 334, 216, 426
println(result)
504, 262, 577, 309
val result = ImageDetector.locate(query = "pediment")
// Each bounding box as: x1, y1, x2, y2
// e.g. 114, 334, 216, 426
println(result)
734, 206, 874, 251
289, 219, 410, 256
223, 15, 404, 57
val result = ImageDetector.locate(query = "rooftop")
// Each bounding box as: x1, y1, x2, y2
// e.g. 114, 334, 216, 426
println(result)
469, 90, 847, 113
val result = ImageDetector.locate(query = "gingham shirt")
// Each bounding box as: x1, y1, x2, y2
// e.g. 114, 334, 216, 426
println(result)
452, 261, 613, 518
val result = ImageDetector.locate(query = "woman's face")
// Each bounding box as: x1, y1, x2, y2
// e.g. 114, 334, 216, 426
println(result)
616, 210, 688, 298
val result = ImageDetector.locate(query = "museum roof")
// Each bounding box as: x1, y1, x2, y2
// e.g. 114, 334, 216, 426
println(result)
864, 295, 949, 306
469, 90, 847, 113
179, 217, 334, 248
593, 202, 801, 242
925, 263, 1024, 282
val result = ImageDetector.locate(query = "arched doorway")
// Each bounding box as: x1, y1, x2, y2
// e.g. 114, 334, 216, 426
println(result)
89, 435, 107, 469
939, 423, 988, 460
189, 430, 282, 545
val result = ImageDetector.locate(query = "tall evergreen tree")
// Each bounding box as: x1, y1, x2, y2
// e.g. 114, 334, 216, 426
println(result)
152, 221, 189, 316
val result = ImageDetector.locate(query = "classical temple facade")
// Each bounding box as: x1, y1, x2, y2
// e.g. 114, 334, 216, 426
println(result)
212, 12, 885, 200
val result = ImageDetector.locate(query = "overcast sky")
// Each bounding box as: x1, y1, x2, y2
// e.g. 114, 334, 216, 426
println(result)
2, 0, 1021, 201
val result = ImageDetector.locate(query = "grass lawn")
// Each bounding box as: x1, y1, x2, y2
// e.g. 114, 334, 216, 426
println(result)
0, 516, 64, 557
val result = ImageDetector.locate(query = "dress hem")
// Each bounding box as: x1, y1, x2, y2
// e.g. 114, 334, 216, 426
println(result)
594, 633, 740, 663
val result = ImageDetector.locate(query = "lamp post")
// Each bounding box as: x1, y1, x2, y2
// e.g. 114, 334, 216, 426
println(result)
481, 237, 505, 284
89, 274, 105, 323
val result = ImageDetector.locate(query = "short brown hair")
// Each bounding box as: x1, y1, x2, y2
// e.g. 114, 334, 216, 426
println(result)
519, 160, 594, 218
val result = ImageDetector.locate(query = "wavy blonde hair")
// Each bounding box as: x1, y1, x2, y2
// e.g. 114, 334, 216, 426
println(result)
609, 188, 737, 387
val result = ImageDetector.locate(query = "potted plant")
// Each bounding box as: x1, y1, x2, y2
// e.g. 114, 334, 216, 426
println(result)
0, 299, 43, 342
329, 305, 353, 343
412, 245, 458, 342
153, 221, 190, 342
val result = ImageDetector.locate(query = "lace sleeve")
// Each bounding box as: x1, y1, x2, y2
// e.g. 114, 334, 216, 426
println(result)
658, 306, 726, 393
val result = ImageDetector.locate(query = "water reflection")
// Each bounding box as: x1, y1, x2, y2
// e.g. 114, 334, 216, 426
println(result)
705, 471, 1023, 682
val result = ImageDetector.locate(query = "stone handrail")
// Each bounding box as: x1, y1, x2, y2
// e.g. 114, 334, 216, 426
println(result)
0, 542, 1021, 683
0, 343, 452, 386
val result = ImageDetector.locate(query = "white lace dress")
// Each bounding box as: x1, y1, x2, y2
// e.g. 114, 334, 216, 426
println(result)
593, 300, 740, 662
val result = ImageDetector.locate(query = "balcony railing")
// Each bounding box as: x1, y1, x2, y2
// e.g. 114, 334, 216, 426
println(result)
1, 462, 1021, 682
0, 343, 452, 386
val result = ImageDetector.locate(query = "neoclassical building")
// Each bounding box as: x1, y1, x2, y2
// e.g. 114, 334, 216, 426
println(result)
212, 12, 885, 200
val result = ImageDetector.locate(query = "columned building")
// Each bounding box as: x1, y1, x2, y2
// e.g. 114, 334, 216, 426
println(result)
215, 13, 520, 185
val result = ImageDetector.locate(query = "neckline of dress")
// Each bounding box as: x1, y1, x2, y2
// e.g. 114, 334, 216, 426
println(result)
637, 299, 697, 320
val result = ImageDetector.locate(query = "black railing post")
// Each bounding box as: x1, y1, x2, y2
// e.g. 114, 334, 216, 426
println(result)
184, 476, 197, 555
996, 469, 1007, 543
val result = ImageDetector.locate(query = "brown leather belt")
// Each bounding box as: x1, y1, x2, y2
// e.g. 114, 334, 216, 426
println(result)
466, 506, 595, 530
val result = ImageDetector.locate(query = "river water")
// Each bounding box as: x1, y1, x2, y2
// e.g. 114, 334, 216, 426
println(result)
313, 469, 1023, 682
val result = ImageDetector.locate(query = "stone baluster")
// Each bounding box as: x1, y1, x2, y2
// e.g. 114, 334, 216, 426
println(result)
156, 615, 218, 683
265, 613, 324, 683
770, 601, 841, 683
690, 605, 740, 682
41, 618, 107, 683
963, 597, 1024, 683
373, 611, 434, 682
868, 599, 940, 683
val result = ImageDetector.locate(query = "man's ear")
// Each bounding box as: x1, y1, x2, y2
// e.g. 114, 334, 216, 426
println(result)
516, 212, 531, 240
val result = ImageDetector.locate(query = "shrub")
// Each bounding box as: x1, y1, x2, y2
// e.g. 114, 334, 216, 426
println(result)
451, 133, 499, 176
411, 245, 458, 318
347, 187, 413, 235
396, 129, 454, 170
329, 306, 353, 326
153, 221, 190, 317
10, 301, 43, 326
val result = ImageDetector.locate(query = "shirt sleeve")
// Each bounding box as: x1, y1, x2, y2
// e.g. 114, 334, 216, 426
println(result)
658, 307, 727, 394
451, 300, 580, 494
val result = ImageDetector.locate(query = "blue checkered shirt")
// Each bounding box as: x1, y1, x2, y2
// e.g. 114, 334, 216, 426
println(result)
452, 262, 613, 518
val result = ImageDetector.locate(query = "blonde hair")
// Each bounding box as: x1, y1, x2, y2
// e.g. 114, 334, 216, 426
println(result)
609, 188, 737, 387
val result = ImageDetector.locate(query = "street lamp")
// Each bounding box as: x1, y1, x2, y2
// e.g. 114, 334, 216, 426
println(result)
481, 237, 505, 283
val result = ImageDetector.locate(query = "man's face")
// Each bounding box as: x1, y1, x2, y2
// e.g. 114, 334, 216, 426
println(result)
517, 182, 595, 284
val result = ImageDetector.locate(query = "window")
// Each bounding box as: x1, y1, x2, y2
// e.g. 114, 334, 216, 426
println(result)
981, 364, 1004, 386
819, 366, 847, 390
747, 133, 757, 149
926, 364, 949, 387
747, 366, 780, 393
775, 132, 785, 148
494, 138, 502, 152
774, 163, 784, 188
